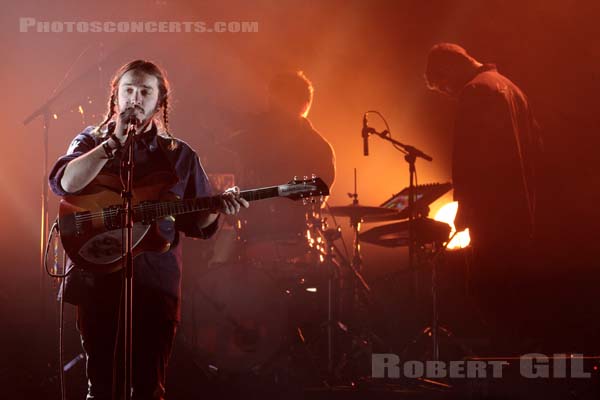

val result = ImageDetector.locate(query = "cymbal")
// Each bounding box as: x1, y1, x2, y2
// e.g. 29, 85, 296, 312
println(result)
362, 205, 431, 223
362, 210, 408, 223
327, 204, 400, 220
359, 218, 452, 248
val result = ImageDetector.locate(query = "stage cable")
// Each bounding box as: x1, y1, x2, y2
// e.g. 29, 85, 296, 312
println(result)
43, 220, 71, 400
44, 221, 70, 278
58, 262, 66, 400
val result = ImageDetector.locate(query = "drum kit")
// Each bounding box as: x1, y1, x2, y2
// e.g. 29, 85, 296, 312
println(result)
181, 112, 467, 384
184, 171, 457, 385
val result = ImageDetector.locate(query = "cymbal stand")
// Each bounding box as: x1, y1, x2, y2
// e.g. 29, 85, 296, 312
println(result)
347, 168, 364, 281
401, 234, 473, 361
320, 222, 389, 381
305, 205, 378, 381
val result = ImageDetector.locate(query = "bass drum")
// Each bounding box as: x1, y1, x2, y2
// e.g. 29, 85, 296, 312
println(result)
186, 262, 289, 375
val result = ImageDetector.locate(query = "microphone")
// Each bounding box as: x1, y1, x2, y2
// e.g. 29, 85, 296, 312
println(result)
128, 113, 137, 125
362, 114, 373, 156
128, 115, 137, 130
124, 107, 140, 137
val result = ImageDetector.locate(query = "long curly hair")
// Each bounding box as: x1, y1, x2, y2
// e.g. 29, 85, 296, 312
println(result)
94, 59, 177, 149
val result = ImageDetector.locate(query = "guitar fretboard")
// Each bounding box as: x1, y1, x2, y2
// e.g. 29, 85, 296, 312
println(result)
131, 186, 281, 222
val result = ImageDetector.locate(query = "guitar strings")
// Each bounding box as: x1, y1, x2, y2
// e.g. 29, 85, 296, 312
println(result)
71, 189, 275, 223
73, 200, 213, 223
71, 184, 318, 223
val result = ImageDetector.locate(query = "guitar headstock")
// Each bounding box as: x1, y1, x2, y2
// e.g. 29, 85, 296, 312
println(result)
278, 175, 330, 201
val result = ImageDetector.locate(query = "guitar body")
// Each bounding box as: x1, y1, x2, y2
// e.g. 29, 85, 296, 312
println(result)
58, 172, 178, 274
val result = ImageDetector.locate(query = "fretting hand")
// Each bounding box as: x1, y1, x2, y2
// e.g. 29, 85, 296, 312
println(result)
219, 186, 249, 215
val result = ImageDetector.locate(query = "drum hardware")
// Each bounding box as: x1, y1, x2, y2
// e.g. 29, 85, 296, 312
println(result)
355, 204, 468, 361
327, 205, 401, 221
187, 161, 461, 384
359, 218, 451, 248
306, 171, 397, 383
303, 204, 345, 378
341, 174, 458, 362
302, 217, 379, 382
326, 169, 375, 320
399, 231, 474, 361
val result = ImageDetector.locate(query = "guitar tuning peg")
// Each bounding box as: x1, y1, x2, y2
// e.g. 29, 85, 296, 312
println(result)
302, 198, 308, 206
311, 173, 316, 180
293, 175, 298, 182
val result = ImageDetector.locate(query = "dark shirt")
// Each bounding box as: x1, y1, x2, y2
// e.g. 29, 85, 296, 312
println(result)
49, 124, 219, 320
226, 112, 335, 241
453, 64, 542, 246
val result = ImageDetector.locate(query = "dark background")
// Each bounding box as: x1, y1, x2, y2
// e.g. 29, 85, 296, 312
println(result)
1, 0, 599, 397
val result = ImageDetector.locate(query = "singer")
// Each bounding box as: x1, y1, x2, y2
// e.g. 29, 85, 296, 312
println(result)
49, 60, 248, 400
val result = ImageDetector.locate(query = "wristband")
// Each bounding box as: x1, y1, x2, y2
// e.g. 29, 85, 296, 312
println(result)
102, 140, 115, 159
108, 133, 123, 150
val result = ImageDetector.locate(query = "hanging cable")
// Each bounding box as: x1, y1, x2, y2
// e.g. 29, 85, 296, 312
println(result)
44, 220, 71, 278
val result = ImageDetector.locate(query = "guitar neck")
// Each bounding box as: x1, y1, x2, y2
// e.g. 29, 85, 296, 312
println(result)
140, 185, 281, 220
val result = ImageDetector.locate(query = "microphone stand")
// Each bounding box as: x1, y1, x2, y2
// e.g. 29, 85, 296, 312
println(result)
120, 120, 137, 400
365, 130, 432, 305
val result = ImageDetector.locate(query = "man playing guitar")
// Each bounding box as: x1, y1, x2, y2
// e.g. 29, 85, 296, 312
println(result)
49, 59, 248, 400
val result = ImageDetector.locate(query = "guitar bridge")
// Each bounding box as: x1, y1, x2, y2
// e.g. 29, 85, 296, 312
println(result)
70, 211, 90, 237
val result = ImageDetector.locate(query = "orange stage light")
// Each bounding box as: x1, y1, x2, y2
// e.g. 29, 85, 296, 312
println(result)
433, 201, 471, 250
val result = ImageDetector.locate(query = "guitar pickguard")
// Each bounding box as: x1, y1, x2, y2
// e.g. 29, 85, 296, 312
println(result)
78, 223, 151, 265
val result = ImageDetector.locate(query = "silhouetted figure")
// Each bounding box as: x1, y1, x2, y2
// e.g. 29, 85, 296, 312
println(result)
425, 43, 543, 347
226, 71, 335, 256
